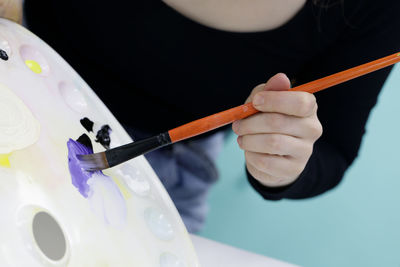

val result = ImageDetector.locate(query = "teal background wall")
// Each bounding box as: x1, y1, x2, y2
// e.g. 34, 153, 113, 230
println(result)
199, 65, 400, 267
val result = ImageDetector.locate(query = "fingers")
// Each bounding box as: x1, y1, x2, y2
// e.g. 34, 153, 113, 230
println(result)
263, 73, 291, 91
233, 111, 322, 139
245, 152, 305, 185
238, 134, 313, 158
238, 73, 322, 187
245, 83, 265, 104
245, 73, 291, 103
253, 91, 317, 117
245, 73, 317, 117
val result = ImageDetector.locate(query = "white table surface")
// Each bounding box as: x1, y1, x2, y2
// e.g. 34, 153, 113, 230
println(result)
190, 235, 299, 267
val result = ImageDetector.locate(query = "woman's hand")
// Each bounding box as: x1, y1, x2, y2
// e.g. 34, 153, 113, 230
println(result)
232, 73, 323, 187
0, 0, 23, 23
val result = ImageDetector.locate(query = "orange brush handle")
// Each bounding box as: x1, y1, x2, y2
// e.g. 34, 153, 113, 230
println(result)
169, 103, 258, 142
169, 52, 400, 143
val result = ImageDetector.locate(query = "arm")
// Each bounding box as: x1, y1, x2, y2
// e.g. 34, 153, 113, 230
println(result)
248, 63, 395, 200
0, 0, 23, 23
239, 2, 400, 200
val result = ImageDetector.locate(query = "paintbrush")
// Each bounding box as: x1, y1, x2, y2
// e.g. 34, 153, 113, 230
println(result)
78, 52, 400, 171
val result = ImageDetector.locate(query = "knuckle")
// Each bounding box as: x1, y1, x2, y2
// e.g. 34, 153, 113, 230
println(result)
316, 121, 323, 138
310, 120, 323, 139
298, 93, 316, 116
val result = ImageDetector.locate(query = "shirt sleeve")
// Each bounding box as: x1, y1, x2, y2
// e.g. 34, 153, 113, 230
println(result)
247, 1, 400, 200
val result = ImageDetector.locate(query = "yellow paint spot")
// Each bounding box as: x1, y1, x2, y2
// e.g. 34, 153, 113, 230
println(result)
111, 176, 132, 199
0, 154, 10, 167
397, 53, 400, 57
25, 60, 42, 74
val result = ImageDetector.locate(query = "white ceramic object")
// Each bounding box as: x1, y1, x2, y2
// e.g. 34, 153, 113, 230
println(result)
0, 19, 199, 267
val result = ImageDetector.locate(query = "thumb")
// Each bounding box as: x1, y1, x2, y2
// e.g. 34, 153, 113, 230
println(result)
263, 73, 291, 91
245, 73, 291, 103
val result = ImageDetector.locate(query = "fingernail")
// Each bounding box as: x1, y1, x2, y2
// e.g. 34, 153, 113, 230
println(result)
253, 94, 264, 106
232, 121, 240, 132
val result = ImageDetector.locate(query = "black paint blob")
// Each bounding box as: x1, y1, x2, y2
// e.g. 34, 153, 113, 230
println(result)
96, 125, 112, 149
79, 117, 112, 149
76, 133, 93, 151
80, 117, 94, 132
0, 49, 9, 61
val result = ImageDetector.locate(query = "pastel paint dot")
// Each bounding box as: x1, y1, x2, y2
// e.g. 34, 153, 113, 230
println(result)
25, 60, 42, 74
19, 45, 50, 76
59, 82, 88, 113
144, 207, 174, 241
110, 175, 132, 199
117, 164, 150, 197
67, 137, 94, 198
159, 253, 187, 267
0, 154, 10, 167
88, 173, 127, 227
0, 83, 40, 154
67, 137, 127, 226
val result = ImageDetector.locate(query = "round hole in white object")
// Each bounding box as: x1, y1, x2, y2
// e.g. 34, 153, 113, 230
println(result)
19, 45, 50, 75
160, 252, 187, 267
58, 81, 88, 113
32, 212, 67, 261
144, 207, 175, 241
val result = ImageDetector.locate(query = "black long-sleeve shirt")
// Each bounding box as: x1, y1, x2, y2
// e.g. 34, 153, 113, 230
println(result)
25, 0, 400, 200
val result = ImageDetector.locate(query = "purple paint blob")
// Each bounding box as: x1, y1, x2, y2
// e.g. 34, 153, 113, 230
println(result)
67, 135, 127, 226
67, 138, 100, 198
